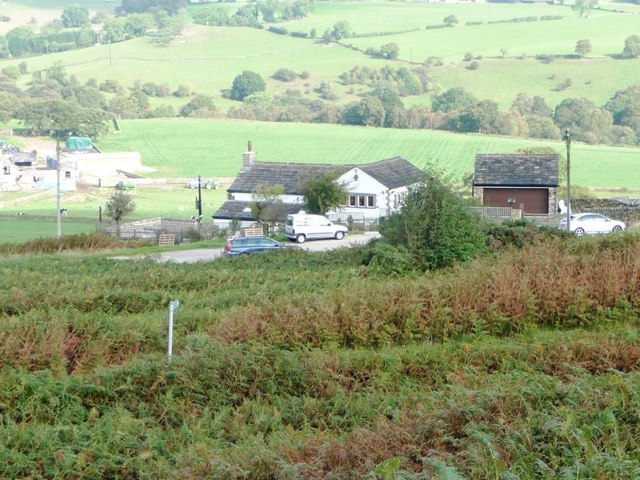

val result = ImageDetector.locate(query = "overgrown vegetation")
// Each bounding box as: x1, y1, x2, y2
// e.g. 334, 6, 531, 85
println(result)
1, 229, 640, 477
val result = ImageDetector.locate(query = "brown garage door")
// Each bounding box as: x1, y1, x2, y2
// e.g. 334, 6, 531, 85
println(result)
483, 188, 548, 214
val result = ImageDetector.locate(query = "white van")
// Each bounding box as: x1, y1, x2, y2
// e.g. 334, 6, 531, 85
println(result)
284, 212, 348, 243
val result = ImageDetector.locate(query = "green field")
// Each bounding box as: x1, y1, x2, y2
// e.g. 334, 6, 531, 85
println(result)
95, 118, 640, 189
0, 219, 96, 244
2, 1, 640, 111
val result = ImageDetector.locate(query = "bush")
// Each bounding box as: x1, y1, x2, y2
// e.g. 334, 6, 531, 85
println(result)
273, 68, 298, 82
363, 240, 415, 275
268, 26, 288, 35
378, 169, 488, 270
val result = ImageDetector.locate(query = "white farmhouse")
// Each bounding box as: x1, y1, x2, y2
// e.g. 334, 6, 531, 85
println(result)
212, 142, 424, 226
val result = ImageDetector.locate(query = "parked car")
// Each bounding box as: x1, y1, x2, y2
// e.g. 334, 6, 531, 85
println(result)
558, 213, 625, 236
284, 212, 348, 243
223, 236, 285, 255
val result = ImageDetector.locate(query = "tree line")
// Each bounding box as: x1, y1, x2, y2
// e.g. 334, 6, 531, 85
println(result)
1, 60, 640, 147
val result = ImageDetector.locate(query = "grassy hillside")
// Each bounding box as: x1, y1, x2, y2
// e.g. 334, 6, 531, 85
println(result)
96, 118, 640, 189
2, 2, 639, 111
2, 233, 640, 477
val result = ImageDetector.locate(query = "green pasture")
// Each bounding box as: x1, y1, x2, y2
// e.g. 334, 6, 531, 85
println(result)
0, 186, 227, 220
1, 2, 638, 113
0, 219, 96, 244
428, 56, 640, 109
97, 118, 640, 189
345, 11, 639, 61
0, 26, 379, 105
281, 2, 568, 35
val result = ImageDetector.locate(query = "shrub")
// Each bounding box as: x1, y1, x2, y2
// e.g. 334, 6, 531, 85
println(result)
363, 240, 415, 275
378, 168, 488, 270
273, 68, 298, 82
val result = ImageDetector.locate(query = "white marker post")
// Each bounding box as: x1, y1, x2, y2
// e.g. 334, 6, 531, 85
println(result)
168, 300, 180, 363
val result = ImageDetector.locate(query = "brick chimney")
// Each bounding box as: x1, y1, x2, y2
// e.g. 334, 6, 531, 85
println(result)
243, 141, 256, 166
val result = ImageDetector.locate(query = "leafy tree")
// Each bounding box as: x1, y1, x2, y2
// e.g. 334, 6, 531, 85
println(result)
74, 108, 110, 139
17, 99, 79, 134
63, 85, 107, 109
512, 92, 553, 118
526, 116, 561, 140
105, 191, 136, 237
323, 20, 351, 42
456, 99, 499, 133
124, 13, 155, 37
572, 0, 598, 17
342, 97, 385, 127
61, 5, 90, 28
102, 18, 128, 43
45, 62, 68, 86
302, 172, 347, 214
6, 26, 35, 57
622, 35, 640, 58
379, 42, 399, 60
108, 91, 150, 119
173, 83, 193, 97
251, 184, 286, 226
605, 85, 640, 136
378, 168, 487, 270
431, 87, 476, 113
575, 39, 591, 57
553, 97, 613, 143
0, 92, 21, 123
179, 94, 216, 117
493, 109, 529, 137
230, 71, 266, 101
443, 15, 458, 27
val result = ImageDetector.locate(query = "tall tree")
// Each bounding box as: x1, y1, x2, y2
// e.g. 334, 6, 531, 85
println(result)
622, 35, 640, 58
572, 0, 598, 17
61, 5, 90, 28
431, 87, 476, 113
575, 39, 592, 58
302, 173, 347, 214
230, 71, 266, 101
105, 191, 136, 237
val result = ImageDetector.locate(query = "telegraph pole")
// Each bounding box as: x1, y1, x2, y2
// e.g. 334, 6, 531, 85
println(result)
56, 136, 62, 239
196, 175, 202, 218
563, 128, 571, 232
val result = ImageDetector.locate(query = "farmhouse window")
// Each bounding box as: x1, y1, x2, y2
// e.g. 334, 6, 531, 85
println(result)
65, 171, 71, 179
348, 194, 376, 208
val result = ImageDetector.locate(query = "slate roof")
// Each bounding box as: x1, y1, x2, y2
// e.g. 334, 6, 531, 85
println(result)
213, 200, 303, 220
473, 154, 559, 187
228, 163, 349, 195
359, 157, 425, 190
227, 157, 424, 195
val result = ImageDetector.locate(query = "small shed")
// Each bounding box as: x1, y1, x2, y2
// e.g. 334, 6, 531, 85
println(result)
473, 154, 560, 215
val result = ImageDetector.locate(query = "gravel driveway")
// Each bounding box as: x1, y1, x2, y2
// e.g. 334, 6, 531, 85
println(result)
116, 232, 381, 264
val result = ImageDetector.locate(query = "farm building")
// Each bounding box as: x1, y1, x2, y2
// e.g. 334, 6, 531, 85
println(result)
472, 153, 560, 215
212, 142, 425, 226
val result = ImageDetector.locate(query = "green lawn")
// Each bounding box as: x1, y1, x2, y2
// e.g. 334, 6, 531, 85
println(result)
96, 118, 640, 189
0, 219, 97, 244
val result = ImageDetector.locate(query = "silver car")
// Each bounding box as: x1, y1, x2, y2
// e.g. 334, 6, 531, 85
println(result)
559, 213, 625, 236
